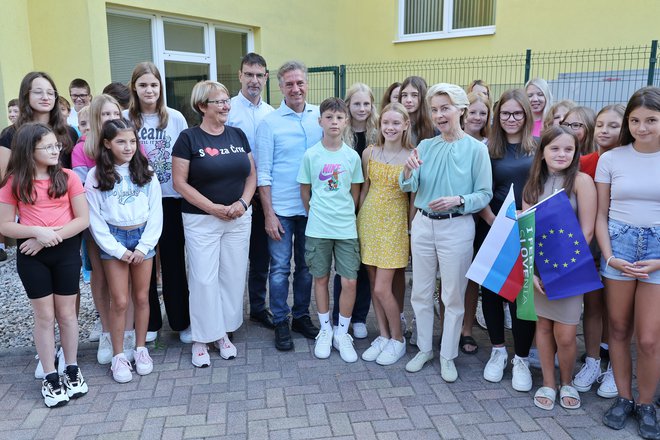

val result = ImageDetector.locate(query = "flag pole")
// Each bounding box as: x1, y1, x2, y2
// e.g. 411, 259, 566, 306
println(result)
521, 188, 565, 215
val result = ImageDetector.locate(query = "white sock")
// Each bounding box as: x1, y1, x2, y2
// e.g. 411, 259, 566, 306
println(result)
336, 314, 351, 336
493, 346, 507, 354
318, 312, 331, 331
135, 346, 147, 353
113, 352, 127, 361
600, 343, 609, 350
514, 354, 528, 363
0, 243, 5, 250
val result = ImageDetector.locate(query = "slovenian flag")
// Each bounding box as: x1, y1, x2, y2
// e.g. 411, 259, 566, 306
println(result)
466, 185, 524, 302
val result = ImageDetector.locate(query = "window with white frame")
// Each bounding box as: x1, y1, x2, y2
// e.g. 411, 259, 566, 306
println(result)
397, 0, 496, 42
106, 9, 252, 125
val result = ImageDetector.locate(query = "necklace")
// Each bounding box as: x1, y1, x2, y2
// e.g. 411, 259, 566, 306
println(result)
550, 172, 561, 192
380, 146, 404, 164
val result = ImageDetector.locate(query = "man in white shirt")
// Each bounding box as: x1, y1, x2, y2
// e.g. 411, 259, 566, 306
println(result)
227, 53, 275, 329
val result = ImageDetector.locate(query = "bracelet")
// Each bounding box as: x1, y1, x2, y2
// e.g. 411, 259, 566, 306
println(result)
238, 198, 248, 211
605, 256, 615, 269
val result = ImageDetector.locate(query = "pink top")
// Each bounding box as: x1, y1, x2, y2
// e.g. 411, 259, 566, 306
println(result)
532, 119, 543, 137
71, 137, 95, 170
0, 169, 85, 227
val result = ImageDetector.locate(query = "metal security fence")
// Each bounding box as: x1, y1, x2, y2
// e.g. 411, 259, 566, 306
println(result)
266, 40, 658, 111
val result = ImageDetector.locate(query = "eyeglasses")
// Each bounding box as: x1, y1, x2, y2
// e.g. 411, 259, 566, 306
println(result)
561, 122, 585, 130
241, 72, 266, 80
35, 143, 63, 154
206, 99, 231, 106
499, 111, 525, 121
30, 89, 57, 99
70, 93, 90, 101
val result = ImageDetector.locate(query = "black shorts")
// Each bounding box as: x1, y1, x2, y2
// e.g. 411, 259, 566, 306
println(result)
17, 235, 81, 299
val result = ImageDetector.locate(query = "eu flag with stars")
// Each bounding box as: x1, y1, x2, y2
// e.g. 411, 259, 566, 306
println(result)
534, 190, 603, 300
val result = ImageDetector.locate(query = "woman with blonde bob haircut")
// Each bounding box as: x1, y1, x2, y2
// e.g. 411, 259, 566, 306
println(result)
172, 80, 256, 367
400, 83, 492, 381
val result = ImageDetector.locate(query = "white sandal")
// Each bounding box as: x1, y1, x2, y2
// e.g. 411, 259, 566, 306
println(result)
559, 385, 581, 410
534, 386, 556, 411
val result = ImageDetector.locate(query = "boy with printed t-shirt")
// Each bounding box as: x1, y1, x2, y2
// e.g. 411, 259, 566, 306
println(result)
297, 97, 364, 363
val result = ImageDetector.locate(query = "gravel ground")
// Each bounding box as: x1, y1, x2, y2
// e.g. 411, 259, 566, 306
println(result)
0, 246, 97, 349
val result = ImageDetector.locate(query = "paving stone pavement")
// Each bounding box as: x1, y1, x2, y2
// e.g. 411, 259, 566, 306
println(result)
0, 291, 643, 439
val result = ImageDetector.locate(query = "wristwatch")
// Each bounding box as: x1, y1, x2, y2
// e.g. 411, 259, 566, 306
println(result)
458, 195, 465, 207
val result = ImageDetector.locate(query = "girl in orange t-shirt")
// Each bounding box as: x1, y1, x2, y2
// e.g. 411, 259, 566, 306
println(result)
0, 122, 89, 408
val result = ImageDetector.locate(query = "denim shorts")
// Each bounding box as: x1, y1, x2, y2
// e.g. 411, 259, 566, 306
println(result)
600, 218, 660, 284
99, 224, 156, 261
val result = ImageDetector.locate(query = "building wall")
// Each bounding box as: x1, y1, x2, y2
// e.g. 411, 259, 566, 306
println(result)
0, 0, 658, 123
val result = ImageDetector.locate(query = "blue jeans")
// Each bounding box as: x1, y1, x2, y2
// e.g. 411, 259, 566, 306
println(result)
268, 215, 312, 324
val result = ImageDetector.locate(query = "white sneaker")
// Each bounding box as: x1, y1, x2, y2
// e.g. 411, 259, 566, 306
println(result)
377, 338, 406, 366
527, 348, 541, 369
405, 350, 433, 373
34, 349, 58, 380
503, 304, 512, 330
409, 317, 417, 346
511, 356, 532, 392
123, 331, 135, 362
56, 347, 66, 376
528, 348, 559, 369
179, 327, 192, 344
191, 342, 210, 368
314, 328, 333, 359
362, 336, 389, 362
596, 362, 618, 398
333, 333, 358, 363
352, 322, 368, 339
215, 336, 237, 360
483, 348, 508, 383
88, 318, 102, 342
572, 357, 601, 392
440, 356, 458, 383
111, 354, 133, 383
97, 332, 113, 365
475, 297, 487, 330
134, 347, 153, 375
145, 331, 158, 343
42, 373, 69, 408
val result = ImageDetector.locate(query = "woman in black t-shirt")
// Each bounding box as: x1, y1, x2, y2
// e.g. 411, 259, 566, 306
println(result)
172, 80, 256, 368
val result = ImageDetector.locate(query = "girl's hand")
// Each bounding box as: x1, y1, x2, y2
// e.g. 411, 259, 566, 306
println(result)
129, 249, 145, 265
35, 227, 63, 248
404, 148, 423, 173
607, 257, 639, 278
227, 201, 246, 219
533, 275, 545, 295
620, 259, 660, 279
120, 250, 133, 263
19, 238, 44, 256
428, 196, 461, 212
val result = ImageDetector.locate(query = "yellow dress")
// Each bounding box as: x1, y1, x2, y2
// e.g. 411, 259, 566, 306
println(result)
357, 158, 410, 268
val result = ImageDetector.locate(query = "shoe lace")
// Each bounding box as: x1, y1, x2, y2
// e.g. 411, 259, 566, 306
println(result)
512, 357, 529, 372
113, 356, 132, 372
597, 367, 613, 384
136, 349, 152, 364
338, 334, 354, 349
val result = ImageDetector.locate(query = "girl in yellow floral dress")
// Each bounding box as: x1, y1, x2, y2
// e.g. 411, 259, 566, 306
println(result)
357, 103, 413, 365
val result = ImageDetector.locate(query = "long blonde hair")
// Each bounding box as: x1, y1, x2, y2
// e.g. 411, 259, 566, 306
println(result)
343, 83, 378, 149
84, 94, 121, 160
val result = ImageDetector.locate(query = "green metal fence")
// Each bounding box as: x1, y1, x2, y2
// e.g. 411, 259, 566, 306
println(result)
266, 40, 658, 111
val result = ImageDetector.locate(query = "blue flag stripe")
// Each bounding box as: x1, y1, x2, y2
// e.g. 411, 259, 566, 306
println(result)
482, 224, 521, 293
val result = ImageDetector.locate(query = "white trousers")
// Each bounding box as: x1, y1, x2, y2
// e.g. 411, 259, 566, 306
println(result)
183, 208, 252, 343
410, 211, 474, 360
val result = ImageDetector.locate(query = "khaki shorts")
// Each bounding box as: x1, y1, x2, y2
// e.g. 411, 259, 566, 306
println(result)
304, 236, 360, 280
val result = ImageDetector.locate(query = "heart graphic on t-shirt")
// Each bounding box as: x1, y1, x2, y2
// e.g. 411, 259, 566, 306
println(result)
204, 147, 219, 157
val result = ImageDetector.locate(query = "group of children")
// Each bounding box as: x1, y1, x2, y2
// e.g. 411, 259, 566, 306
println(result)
0, 67, 658, 440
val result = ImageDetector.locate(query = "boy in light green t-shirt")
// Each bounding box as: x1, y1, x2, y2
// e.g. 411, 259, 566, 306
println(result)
297, 97, 364, 363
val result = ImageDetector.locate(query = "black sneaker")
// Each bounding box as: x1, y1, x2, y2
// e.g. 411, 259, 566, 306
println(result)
250, 309, 275, 329
635, 404, 660, 440
291, 315, 318, 340
63, 365, 88, 399
42, 372, 69, 408
603, 397, 635, 430
274, 320, 294, 351
0, 248, 7, 262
